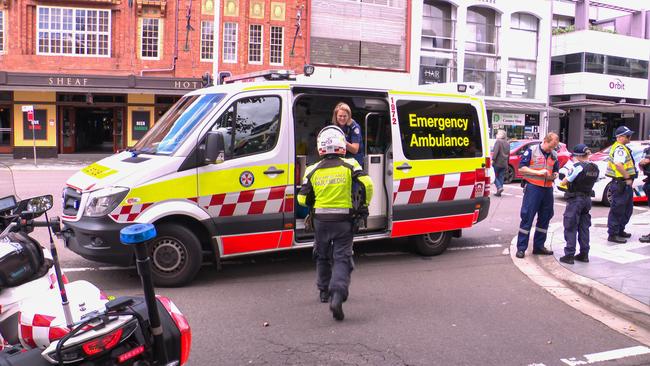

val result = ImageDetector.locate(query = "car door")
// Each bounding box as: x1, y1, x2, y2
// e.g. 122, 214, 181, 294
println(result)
197, 90, 292, 257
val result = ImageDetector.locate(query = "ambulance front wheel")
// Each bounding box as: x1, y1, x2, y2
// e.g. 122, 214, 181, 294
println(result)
412, 231, 451, 256
149, 223, 202, 287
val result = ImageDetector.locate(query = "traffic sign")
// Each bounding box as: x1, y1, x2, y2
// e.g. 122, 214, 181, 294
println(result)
27, 110, 34, 122
21, 105, 34, 112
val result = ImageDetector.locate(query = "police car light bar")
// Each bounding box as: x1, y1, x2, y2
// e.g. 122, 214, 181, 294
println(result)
223, 69, 296, 84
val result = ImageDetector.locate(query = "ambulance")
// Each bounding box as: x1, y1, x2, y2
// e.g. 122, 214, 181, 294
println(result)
61, 71, 492, 287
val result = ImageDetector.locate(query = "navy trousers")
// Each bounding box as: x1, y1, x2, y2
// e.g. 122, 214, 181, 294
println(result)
314, 219, 354, 301
607, 181, 633, 236
563, 194, 592, 256
517, 184, 554, 252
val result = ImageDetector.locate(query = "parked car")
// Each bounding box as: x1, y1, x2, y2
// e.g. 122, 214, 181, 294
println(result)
503, 140, 571, 184
555, 140, 650, 206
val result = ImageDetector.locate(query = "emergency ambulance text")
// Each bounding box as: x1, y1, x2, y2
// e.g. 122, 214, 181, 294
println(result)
408, 114, 469, 131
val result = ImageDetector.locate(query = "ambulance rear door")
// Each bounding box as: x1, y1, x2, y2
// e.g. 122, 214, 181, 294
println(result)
387, 91, 489, 238
197, 88, 293, 257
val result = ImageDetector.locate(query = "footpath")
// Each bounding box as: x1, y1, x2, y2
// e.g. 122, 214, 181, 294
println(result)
512, 210, 650, 344
0, 153, 107, 170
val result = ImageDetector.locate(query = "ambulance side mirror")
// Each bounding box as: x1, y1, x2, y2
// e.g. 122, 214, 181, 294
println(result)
205, 131, 226, 164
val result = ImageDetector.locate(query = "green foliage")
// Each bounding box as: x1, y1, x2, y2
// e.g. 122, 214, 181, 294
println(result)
552, 25, 617, 35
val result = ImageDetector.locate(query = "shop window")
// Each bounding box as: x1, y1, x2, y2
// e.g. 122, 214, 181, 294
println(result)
200, 21, 214, 61
585, 53, 604, 73
37, 7, 111, 56
141, 18, 160, 59
422, 0, 455, 51
0, 11, 4, 53
630, 59, 649, 79
466, 6, 499, 54
507, 59, 536, 99
606, 55, 630, 77
211, 96, 281, 159
270, 26, 283, 65
551, 53, 583, 75
419, 55, 457, 84
248, 24, 262, 64
223, 22, 237, 63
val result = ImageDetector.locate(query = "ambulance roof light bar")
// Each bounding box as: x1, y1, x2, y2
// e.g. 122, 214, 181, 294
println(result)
416, 82, 483, 96
223, 69, 296, 84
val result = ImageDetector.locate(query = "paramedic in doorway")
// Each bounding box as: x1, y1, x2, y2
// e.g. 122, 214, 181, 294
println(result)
559, 144, 599, 264
515, 132, 560, 259
606, 126, 637, 244
332, 102, 365, 167
297, 125, 373, 321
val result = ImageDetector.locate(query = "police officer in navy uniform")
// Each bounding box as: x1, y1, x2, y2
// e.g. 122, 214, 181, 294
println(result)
515, 132, 560, 259
297, 125, 374, 321
606, 126, 637, 243
639, 138, 650, 243
559, 144, 599, 264
332, 102, 365, 167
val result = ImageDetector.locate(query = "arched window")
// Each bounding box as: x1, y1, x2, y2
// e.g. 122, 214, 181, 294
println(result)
419, 0, 457, 84
507, 13, 539, 99
464, 6, 500, 96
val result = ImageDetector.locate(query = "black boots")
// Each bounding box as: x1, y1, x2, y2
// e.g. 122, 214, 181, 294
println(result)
559, 255, 574, 264
329, 292, 344, 321
574, 252, 589, 262
607, 235, 627, 244
319, 290, 330, 303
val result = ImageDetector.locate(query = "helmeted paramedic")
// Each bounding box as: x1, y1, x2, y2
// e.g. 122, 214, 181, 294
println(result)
606, 126, 637, 244
297, 125, 373, 321
559, 144, 599, 264
515, 132, 560, 259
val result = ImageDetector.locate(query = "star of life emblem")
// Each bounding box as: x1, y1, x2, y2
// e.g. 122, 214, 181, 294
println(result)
239, 171, 255, 187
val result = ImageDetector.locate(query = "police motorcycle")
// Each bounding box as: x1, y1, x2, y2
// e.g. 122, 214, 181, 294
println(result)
0, 163, 191, 365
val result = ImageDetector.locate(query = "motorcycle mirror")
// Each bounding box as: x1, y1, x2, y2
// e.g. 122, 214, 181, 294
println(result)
18, 195, 54, 216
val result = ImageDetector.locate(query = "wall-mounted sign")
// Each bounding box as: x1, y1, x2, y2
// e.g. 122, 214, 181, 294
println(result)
131, 111, 151, 140
22, 110, 47, 140
492, 112, 525, 126
609, 78, 625, 91
420, 66, 445, 84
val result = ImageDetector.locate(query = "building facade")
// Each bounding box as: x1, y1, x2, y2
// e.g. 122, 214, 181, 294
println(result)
550, 0, 650, 150
0, 0, 306, 157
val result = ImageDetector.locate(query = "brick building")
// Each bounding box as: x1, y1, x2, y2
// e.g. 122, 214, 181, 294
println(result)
0, 0, 307, 157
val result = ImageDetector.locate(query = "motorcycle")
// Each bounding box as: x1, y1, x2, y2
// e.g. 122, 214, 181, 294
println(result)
0, 163, 191, 365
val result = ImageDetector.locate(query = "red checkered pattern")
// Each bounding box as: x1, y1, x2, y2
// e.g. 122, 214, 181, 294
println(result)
393, 172, 477, 205
110, 203, 153, 222
190, 185, 294, 217
19, 313, 69, 349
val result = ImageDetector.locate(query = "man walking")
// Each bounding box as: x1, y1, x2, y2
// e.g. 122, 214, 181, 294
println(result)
559, 144, 599, 264
492, 129, 510, 197
639, 138, 650, 243
297, 125, 373, 321
515, 132, 560, 258
606, 126, 637, 244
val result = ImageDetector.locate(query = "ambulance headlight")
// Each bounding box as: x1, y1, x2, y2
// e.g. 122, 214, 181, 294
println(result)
84, 187, 130, 217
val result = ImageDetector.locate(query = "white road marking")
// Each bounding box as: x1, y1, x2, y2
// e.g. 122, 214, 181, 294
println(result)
515, 195, 523, 198
555, 202, 566, 207
490, 227, 502, 232
560, 346, 650, 365
448, 244, 502, 251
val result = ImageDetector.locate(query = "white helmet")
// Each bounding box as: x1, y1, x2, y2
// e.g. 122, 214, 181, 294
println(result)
317, 126, 346, 156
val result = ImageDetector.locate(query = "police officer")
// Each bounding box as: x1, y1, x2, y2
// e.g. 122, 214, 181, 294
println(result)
297, 125, 373, 321
559, 144, 599, 264
515, 132, 560, 259
606, 126, 637, 244
332, 102, 365, 167
639, 138, 650, 243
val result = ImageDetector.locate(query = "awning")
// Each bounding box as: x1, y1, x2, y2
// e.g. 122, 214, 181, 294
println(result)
551, 99, 650, 114
484, 100, 566, 115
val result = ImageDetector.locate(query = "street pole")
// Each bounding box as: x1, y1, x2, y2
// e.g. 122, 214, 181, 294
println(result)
31, 119, 37, 167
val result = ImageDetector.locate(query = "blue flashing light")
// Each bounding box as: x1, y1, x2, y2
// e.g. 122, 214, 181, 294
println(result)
120, 223, 157, 245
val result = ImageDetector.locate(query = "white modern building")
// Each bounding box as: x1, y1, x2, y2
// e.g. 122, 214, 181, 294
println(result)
550, 0, 650, 150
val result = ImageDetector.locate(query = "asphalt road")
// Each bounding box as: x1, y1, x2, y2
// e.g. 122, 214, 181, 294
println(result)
5, 169, 650, 365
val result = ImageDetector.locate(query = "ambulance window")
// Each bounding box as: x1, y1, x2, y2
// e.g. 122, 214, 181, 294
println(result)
396, 100, 482, 160
211, 95, 281, 159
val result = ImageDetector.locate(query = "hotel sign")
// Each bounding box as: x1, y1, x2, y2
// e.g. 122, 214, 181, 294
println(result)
0, 72, 201, 91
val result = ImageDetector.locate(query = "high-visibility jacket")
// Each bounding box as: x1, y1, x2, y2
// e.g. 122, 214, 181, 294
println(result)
521, 143, 557, 188
297, 156, 373, 221
606, 141, 637, 179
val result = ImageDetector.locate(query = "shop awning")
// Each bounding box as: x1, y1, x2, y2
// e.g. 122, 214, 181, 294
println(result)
484, 100, 566, 115
551, 99, 650, 114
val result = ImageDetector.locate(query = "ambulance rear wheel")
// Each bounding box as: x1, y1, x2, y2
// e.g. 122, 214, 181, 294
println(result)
149, 223, 202, 287
412, 232, 451, 256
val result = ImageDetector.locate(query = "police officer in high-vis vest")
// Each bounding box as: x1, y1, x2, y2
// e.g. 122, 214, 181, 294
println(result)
606, 126, 637, 244
515, 132, 560, 259
297, 126, 373, 321
559, 144, 599, 264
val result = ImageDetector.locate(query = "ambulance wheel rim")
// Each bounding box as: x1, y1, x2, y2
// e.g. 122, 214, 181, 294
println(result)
423, 232, 444, 245
152, 238, 185, 273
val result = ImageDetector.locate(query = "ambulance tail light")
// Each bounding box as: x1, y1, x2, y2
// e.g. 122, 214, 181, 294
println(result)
475, 157, 491, 197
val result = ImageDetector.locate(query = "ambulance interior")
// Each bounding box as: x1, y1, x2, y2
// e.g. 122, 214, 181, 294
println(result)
292, 92, 392, 242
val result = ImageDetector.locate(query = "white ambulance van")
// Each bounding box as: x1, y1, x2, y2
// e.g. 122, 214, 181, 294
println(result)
61, 72, 492, 286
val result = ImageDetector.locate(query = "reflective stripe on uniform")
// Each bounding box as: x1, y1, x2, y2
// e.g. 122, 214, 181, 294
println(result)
519, 228, 530, 235
315, 208, 351, 214
535, 227, 547, 233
